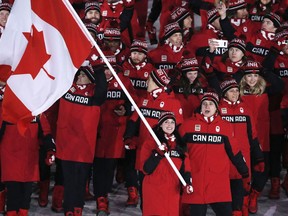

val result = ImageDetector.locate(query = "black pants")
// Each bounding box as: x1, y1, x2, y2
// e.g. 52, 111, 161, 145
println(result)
251, 151, 270, 192
270, 134, 284, 177
54, 158, 64, 185
230, 179, 245, 211
93, 157, 117, 198
5, 181, 32, 211
124, 149, 138, 187
39, 144, 51, 181
62, 160, 91, 213
189, 202, 232, 216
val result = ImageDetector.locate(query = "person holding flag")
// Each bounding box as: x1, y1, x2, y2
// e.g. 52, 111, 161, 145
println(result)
140, 111, 193, 216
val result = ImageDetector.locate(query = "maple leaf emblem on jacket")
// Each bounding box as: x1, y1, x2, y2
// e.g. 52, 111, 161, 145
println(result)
14, 25, 54, 80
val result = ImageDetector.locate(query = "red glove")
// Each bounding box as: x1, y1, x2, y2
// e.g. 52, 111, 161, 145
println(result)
124, 138, 137, 150
254, 161, 265, 172
182, 184, 193, 195
242, 177, 251, 193
155, 143, 168, 156
45, 150, 56, 166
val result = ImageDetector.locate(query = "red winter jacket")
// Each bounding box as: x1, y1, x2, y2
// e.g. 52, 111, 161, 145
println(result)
148, 43, 184, 70
241, 92, 270, 151
56, 73, 107, 163
122, 59, 155, 98
219, 99, 262, 179
179, 113, 248, 204
1, 114, 52, 182
95, 74, 138, 158
141, 136, 190, 216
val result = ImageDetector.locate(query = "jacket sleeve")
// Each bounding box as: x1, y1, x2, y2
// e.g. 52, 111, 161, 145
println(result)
38, 114, 56, 152
93, 67, 108, 106
223, 135, 249, 178
123, 118, 140, 139
143, 150, 163, 174
246, 114, 264, 162
147, 0, 161, 23
120, 5, 134, 32
263, 69, 284, 96
219, 17, 236, 40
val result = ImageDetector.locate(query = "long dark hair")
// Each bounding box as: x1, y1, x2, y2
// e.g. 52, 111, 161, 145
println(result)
153, 124, 187, 160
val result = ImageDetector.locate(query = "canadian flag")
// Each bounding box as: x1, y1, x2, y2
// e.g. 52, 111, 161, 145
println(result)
0, 0, 92, 132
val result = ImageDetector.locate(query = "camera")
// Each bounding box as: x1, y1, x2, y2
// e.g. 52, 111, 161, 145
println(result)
208, 39, 228, 48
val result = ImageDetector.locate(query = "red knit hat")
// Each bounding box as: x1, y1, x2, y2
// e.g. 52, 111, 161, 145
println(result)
85, 1, 100, 14
228, 38, 246, 53
207, 8, 220, 24
243, 60, 261, 74
228, 0, 247, 12
180, 57, 199, 73
130, 39, 148, 54
158, 112, 176, 125
201, 91, 219, 108
0, 3, 11, 12
150, 69, 171, 87
171, 7, 190, 24
103, 21, 121, 40
264, 12, 281, 28
164, 22, 182, 39
220, 78, 239, 96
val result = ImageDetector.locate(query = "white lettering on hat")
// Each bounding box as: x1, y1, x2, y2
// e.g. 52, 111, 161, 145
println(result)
104, 29, 120, 36
182, 59, 198, 67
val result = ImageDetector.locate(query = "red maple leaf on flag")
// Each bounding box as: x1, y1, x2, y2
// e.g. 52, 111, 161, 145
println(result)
14, 25, 54, 80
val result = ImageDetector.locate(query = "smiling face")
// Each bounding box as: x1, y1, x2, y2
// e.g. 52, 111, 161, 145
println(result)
245, 73, 259, 87
201, 100, 217, 117
0, 9, 9, 27
228, 47, 244, 62
160, 118, 176, 135
186, 71, 198, 84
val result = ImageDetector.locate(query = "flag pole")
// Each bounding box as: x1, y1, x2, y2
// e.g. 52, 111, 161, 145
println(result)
62, 0, 189, 188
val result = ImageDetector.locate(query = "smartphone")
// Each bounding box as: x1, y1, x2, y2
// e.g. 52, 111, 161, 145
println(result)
214, 39, 228, 48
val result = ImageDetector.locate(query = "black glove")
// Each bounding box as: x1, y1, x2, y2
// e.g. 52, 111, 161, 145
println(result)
143, 150, 163, 174
42, 134, 56, 152
42, 134, 56, 166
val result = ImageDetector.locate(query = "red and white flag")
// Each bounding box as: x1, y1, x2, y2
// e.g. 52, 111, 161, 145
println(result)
0, 0, 92, 132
